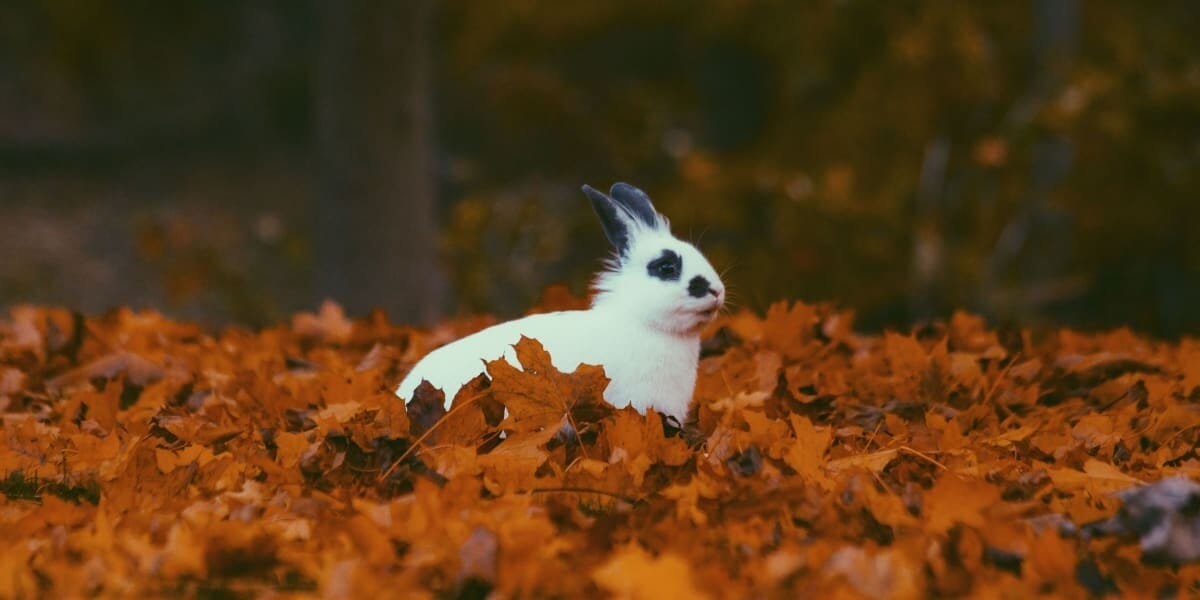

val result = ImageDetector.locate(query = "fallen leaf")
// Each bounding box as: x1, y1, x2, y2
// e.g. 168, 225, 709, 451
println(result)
593, 543, 708, 600
488, 336, 611, 434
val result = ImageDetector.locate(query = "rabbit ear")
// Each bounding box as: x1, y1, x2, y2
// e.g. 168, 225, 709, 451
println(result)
608, 183, 662, 230
582, 184, 634, 254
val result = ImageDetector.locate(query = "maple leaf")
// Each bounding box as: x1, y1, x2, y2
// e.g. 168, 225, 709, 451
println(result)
783, 414, 832, 486
923, 475, 1002, 534
406, 380, 447, 437
486, 336, 612, 434
839, 474, 918, 529
593, 543, 707, 600
601, 407, 691, 473
660, 469, 723, 526
274, 431, 315, 469
884, 332, 930, 376
478, 426, 560, 493
435, 374, 501, 445
761, 301, 820, 360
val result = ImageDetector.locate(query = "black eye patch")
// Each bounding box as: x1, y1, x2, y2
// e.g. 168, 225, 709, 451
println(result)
647, 249, 682, 281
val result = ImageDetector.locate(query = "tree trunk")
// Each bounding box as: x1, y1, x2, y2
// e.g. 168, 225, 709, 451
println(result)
312, 0, 445, 324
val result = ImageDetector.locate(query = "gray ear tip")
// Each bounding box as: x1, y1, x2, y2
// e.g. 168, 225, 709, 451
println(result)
610, 182, 641, 196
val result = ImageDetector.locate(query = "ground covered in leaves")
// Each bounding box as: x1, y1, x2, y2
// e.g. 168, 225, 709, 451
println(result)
1, 298, 1199, 598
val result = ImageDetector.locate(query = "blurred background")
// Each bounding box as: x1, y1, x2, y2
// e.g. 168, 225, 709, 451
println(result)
1, 1, 1198, 335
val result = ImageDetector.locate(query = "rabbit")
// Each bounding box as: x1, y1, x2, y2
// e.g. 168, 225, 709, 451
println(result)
395, 182, 725, 424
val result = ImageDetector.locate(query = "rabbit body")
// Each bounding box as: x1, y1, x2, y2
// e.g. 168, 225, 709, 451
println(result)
395, 182, 724, 424
394, 306, 700, 421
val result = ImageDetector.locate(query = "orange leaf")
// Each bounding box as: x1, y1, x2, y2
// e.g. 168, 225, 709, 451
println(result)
923, 475, 1002, 534
784, 415, 831, 484
593, 543, 708, 600
487, 336, 611, 434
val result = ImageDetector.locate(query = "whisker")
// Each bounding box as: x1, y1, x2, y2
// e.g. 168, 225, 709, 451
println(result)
719, 284, 741, 312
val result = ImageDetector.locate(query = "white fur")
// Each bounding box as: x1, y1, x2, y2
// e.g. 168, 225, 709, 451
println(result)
395, 184, 724, 423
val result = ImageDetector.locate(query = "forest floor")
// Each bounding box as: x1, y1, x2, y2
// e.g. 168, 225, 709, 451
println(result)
1, 299, 1198, 598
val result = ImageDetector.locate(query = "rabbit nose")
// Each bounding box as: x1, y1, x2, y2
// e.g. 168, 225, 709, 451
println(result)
689, 276, 726, 300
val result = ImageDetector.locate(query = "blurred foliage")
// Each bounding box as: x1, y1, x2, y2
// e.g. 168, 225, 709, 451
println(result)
1, 1, 1198, 334
437, 1, 1200, 334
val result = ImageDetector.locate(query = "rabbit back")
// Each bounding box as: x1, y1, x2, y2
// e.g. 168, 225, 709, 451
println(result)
395, 310, 596, 405
395, 307, 698, 421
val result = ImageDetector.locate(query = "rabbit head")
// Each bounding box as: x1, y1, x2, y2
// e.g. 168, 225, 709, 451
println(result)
582, 183, 725, 335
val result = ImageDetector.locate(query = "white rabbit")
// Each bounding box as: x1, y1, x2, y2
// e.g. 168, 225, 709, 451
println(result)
395, 183, 725, 424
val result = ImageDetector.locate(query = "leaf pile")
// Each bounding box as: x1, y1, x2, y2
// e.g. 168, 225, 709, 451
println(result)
1, 300, 1199, 597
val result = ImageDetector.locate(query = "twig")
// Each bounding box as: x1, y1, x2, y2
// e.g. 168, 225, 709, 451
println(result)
529, 486, 639, 505
897, 446, 948, 471
982, 350, 1022, 419
863, 421, 883, 452
377, 389, 490, 481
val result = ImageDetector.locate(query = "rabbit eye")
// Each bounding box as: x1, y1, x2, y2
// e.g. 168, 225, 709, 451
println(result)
647, 249, 682, 281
